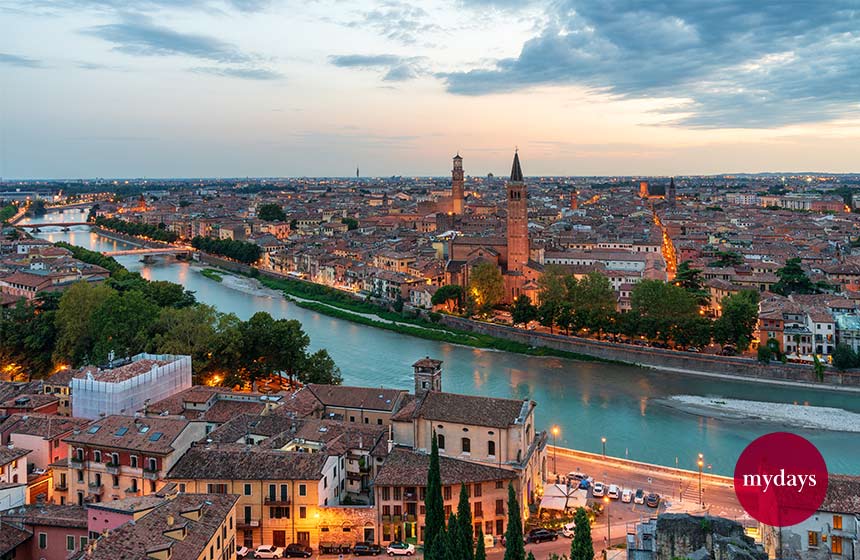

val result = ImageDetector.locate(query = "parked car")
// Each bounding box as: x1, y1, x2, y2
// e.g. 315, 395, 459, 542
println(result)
284, 544, 313, 558
592, 482, 606, 497
353, 542, 383, 556
646, 493, 660, 508
526, 528, 558, 543
621, 488, 633, 503
607, 484, 621, 499
686, 347, 700, 353
561, 522, 576, 538
634, 489, 645, 505
253, 545, 285, 559
567, 472, 589, 481
578, 479, 591, 490
386, 541, 415, 556
720, 345, 738, 356
236, 546, 251, 558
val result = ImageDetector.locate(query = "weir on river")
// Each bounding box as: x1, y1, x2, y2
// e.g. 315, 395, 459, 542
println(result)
24, 209, 860, 475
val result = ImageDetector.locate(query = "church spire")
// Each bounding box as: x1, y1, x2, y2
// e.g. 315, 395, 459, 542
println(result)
510, 149, 523, 182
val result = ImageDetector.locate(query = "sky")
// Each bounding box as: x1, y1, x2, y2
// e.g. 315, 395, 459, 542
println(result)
1, 0, 859, 179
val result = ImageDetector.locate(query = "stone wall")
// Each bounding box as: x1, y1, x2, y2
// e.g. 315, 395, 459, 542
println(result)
655, 514, 765, 560
316, 505, 377, 547
437, 315, 860, 388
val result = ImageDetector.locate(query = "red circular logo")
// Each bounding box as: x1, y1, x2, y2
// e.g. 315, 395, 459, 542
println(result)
734, 432, 828, 526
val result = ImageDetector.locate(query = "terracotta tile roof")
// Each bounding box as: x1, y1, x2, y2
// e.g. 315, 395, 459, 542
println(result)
0, 520, 30, 554
271, 387, 325, 418
0, 381, 43, 405
307, 384, 405, 412
200, 400, 266, 424
374, 448, 517, 486
820, 475, 860, 514
63, 415, 190, 455
1, 504, 87, 529
168, 444, 328, 481
409, 392, 530, 429
72, 359, 170, 383
87, 494, 172, 514
0, 446, 31, 465
0, 413, 90, 439
84, 494, 239, 560
0, 393, 59, 411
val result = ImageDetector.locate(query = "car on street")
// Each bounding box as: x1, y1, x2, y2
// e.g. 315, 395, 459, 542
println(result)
526, 529, 558, 543
578, 479, 591, 490
236, 546, 251, 558
386, 541, 415, 556
634, 489, 645, 505
567, 472, 590, 481
621, 488, 633, 503
607, 484, 621, 499
561, 522, 576, 538
284, 544, 313, 558
253, 545, 285, 558
592, 482, 606, 497
646, 493, 660, 508
352, 542, 383, 556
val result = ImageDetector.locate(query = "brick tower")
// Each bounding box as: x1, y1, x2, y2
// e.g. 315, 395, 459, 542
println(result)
506, 150, 528, 273
452, 153, 464, 215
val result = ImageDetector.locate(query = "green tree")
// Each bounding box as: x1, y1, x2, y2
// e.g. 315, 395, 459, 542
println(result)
468, 262, 504, 315
239, 313, 310, 387
300, 349, 343, 384
0, 297, 57, 379
631, 280, 698, 343
54, 282, 116, 366
458, 484, 474, 560
570, 507, 593, 560
503, 482, 525, 560
257, 203, 286, 222
475, 526, 486, 560
757, 344, 772, 364
447, 513, 465, 560
511, 295, 538, 326
813, 355, 825, 382
708, 251, 743, 268
143, 280, 197, 308
832, 343, 858, 371
570, 272, 617, 337
772, 258, 819, 296
674, 261, 710, 307
432, 285, 465, 313
342, 217, 359, 230
527, 553, 536, 560
424, 431, 445, 557
712, 290, 760, 350
150, 305, 219, 374
538, 265, 567, 333
90, 290, 160, 363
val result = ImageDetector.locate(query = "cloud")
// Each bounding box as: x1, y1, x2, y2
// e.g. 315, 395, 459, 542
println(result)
83, 14, 251, 62
9, 0, 272, 14
342, 1, 440, 45
0, 52, 42, 68
329, 53, 424, 82
191, 65, 282, 80
440, 0, 860, 128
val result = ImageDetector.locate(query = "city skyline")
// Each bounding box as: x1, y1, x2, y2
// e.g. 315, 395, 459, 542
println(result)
2, 1, 860, 178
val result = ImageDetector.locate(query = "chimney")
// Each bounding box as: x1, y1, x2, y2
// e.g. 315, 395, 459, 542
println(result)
387, 424, 394, 453
166, 514, 174, 527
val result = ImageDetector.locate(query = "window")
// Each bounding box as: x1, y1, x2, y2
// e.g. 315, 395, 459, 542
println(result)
808, 532, 820, 547
444, 505, 452, 516
93, 450, 102, 462
495, 480, 504, 490
299, 484, 307, 496
67, 535, 76, 551
270, 507, 290, 519
393, 487, 401, 500
833, 515, 843, 530
485, 521, 493, 535
179, 483, 186, 493
130, 455, 138, 468
147, 458, 157, 471
39, 533, 47, 548
110, 453, 119, 465
444, 486, 452, 501
377, 418, 383, 425
364, 418, 369, 424
244, 484, 252, 496
474, 484, 482, 497
394, 505, 402, 516
488, 441, 496, 457
832, 536, 843, 555
495, 499, 504, 515
299, 506, 307, 519
437, 435, 445, 450
207, 483, 228, 494
382, 505, 390, 516
80, 536, 88, 550
350, 416, 355, 422
496, 519, 504, 536
474, 502, 483, 518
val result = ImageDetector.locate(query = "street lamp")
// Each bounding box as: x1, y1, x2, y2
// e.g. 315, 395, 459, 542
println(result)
604, 495, 611, 554
697, 453, 704, 509
551, 426, 560, 476
601, 436, 607, 458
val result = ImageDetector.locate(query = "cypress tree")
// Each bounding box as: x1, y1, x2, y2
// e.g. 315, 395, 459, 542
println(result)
570, 506, 594, 560
475, 526, 487, 560
458, 483, 474, 560
503, 482, 525, 560
424, 431, 445, 558
526, 553, 536, 560
447, 512, 464, 560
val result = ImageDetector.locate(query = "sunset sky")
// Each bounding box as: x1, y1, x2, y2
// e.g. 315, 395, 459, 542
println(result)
2, 0, 859, 178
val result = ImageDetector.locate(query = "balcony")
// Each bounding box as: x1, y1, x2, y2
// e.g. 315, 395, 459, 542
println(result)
87, 483, 103, 496
54, 482, 67, 491
70, 459, 84, 470
237, 519, 260, 530
143, 469, 159, 481
105, 463, 120, 475
264, 496, 291, 506
125, 487, 140, 495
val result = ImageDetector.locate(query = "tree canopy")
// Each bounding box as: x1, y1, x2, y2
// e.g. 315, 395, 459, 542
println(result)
257, 203, 286, 222
468, 262, 504, 316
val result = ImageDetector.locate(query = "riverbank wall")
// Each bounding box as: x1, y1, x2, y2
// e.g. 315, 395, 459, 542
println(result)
92, 227, 169, 249
436, 316, 860, 388
193, 255, 860, 389
547, 446, 734, 486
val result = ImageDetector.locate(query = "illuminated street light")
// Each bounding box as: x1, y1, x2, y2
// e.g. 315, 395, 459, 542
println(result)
551, 426, 560, 476
697, 453, 705, 509
601, 436, 607, 458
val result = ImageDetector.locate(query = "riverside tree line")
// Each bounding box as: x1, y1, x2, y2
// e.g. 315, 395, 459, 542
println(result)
0, 246, 340, 387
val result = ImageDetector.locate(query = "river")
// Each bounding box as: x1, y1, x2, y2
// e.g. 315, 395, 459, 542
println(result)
25, 210, 860, 475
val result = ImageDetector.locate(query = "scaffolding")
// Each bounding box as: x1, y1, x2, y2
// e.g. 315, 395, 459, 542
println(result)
71, 353, 192, 420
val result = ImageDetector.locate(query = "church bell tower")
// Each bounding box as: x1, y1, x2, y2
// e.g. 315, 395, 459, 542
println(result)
506, 150, 528, 273
452, 154, 464, 215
